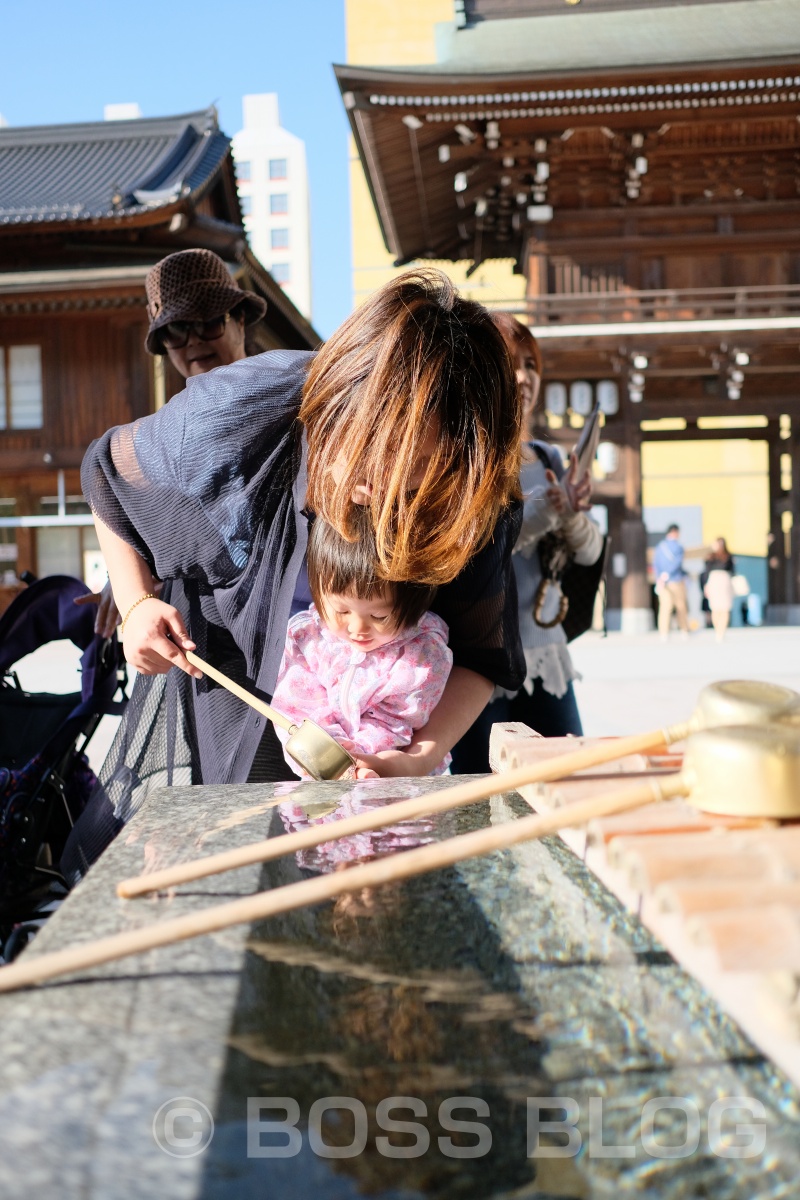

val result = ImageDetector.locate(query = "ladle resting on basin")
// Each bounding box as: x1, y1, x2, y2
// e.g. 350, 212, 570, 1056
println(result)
4, 718, 800, 993
117, 678, 800, 898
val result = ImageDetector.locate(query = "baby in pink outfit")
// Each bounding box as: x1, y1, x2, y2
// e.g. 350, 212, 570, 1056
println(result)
272, 516, 453, 778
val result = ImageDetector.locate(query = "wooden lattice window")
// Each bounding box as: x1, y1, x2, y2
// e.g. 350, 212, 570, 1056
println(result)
547, 258, 626, 295
0, 345, 43, 430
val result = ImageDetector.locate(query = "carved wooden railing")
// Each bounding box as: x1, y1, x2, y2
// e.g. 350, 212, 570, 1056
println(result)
488, 284, 800, 325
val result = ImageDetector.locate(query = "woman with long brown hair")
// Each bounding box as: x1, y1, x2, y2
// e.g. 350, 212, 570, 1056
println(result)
76, 269, 523, 854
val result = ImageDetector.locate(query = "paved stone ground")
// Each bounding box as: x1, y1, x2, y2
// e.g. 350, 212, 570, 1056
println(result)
10, 624, 800, 773
571, 624, 800, 736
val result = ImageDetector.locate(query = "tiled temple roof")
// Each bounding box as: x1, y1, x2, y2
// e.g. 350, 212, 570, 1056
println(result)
415, 0, 800, 74
0, 107, 230, 226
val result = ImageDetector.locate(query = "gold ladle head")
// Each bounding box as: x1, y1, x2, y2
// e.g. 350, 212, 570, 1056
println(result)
285, 718, 356, 781
685, 723, 800, 819
692, 680, 800, 731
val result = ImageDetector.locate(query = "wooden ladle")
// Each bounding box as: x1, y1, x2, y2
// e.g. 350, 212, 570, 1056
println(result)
1, 722, 799, 994
492, 678, 800, 773
184, 651, 355, 782
117, 678, 800, 899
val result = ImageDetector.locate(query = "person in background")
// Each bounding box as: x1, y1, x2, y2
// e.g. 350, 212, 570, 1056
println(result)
450, 313, 602, 773
654, 523, 690, 641
703, 536, 736, 642
75, 249, 264, 635
272, 512, 452, 779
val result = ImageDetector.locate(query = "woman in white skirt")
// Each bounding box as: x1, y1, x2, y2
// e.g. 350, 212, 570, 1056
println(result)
703, 537, 735, 642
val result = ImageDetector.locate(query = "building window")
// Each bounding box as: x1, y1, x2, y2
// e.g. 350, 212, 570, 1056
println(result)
0, 500, 15, 585
271, 228, 290, 250
0, 345, 43, 430
270, 193, 289, 215
269, 158, 288, 180
271, 263, 290, 285
236, 159, 251, 181
240, 195, 252, 216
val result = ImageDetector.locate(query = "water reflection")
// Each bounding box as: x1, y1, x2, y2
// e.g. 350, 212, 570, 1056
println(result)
209, 803, 541, 1198
196, 787, 800, 1199
274, 779, 451, 873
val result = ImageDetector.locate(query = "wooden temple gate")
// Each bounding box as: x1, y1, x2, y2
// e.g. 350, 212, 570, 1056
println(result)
336, 0, 800, 628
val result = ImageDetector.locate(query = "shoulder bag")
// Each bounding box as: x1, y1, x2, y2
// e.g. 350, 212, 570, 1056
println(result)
530, 443, 610, 642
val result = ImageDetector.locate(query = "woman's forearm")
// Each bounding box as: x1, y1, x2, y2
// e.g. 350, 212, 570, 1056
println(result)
410, 664, 494, 757
516, 494, 559, 555
93, 515, 157, 617
560, 510, 604, 566
356, 666, 493, 777
93, 513, 198, 676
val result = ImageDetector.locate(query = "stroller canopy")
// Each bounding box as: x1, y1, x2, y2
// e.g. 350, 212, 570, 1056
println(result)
0, 575, 117, 708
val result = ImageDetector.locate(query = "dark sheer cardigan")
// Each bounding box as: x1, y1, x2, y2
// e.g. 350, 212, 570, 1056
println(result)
71, 350, 524, 872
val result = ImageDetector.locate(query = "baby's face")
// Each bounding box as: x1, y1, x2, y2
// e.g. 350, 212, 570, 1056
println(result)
323, 591, 399, 651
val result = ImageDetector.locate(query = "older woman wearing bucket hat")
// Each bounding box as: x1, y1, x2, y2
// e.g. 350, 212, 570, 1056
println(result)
77, 249, 267, 635
144, 247, 266, 374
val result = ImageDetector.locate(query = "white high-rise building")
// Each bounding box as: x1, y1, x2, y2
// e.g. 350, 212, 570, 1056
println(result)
232, 94, 312, 320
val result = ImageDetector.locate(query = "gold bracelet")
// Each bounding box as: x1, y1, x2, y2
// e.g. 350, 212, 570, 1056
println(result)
120, 592, 156, 635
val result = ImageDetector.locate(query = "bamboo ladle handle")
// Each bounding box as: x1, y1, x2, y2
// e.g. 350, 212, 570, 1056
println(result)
184, 650, 294, 733
117, 721, 689, 898
0, 774, 687, 994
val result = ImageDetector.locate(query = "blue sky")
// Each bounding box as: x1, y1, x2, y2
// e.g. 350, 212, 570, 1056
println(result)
0, 0, 352, 338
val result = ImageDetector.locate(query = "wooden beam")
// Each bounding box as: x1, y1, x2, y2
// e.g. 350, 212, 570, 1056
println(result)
641, 397, 799, 418
638, 427, 773, 442
0, 450, 86, 471
528, 229, 800, 257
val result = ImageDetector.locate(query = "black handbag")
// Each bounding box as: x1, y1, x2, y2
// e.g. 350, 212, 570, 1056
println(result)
530, 444, 610, 643
560, 534, 610, 641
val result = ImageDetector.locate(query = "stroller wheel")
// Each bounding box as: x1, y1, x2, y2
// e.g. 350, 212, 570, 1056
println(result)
2, 921, 40, 963
0, 881, 67, 962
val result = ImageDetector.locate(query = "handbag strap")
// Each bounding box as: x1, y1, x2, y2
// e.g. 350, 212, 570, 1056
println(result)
529, 441, 558, 474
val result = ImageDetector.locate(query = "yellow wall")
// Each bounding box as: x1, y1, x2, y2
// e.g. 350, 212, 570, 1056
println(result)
345, 0, 526, 310
642, 439, 769, 558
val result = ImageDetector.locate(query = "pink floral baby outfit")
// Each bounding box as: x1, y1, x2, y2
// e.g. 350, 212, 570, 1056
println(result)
272, 605, 453, 776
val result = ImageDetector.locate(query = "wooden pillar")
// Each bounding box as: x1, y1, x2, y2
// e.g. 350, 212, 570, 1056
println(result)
14, 487, 36, 579
789, 431, 800, 614
604, 497, 623, 614
619, 432, 654, 634
767, 420, 792, 618
152, 355, 166, 412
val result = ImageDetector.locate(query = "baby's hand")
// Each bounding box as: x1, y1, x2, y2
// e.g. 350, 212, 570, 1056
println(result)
350, 752, 385, 779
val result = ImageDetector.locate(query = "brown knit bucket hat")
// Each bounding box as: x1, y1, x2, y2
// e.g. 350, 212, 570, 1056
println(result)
145, 248, 267, 355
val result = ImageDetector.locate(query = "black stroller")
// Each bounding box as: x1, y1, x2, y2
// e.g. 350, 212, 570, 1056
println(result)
0, 575, 127, 959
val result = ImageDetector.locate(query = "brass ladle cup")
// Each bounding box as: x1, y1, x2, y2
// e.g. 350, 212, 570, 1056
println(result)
673, 722, 800, 818
117, 677, 800, 899
493, 679, 800, 774
6, 722, 800, 994
184, 651, 355, 781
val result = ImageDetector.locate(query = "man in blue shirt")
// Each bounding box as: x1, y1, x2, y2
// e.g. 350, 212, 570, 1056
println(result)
654, 524, 689, 640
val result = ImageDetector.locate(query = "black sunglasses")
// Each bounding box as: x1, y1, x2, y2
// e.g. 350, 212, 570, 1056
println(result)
159, 312, 231, 350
